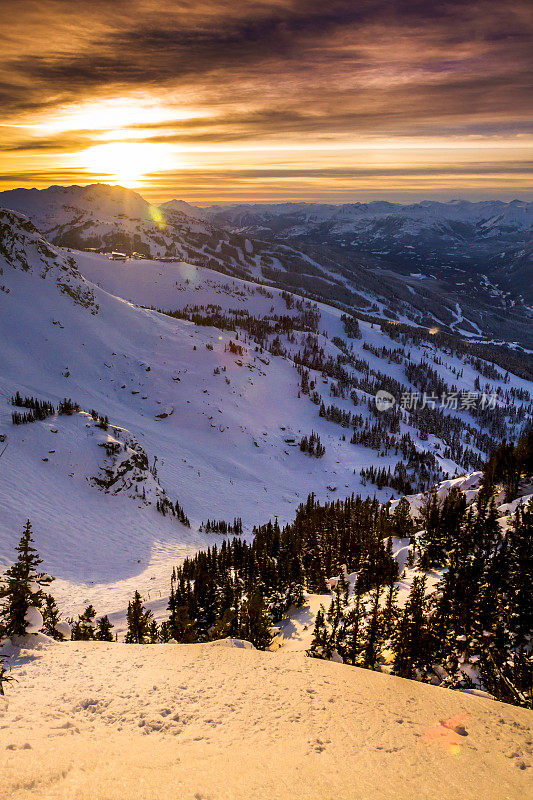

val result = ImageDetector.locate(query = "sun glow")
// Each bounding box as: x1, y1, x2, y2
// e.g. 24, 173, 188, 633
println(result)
77, 141, 176, 186
36, 97, 176, 135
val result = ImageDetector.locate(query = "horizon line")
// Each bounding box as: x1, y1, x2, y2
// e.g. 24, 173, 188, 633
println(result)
1, 182, 532, 208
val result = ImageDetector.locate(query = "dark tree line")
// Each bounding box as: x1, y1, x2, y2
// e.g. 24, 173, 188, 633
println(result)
299, 431, 326, 458
161, 493, 408, 649
360, 462, 414, 495
200, 518, 243, 535
480, 429, 533, 503
10, 392, 87, 425
309, 431, 533, 708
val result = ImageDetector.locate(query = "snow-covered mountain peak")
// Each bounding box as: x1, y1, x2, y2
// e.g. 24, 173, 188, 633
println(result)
0, 207, 98, 312
159, 198, 208, 221
1, 185, 531, 342
0, 183, 150, 220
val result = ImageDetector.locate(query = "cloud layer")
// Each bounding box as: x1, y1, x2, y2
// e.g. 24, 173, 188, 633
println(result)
1, 0, 531, 200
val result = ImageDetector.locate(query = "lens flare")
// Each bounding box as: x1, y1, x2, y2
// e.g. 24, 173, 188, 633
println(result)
148, 205, 166, 230
423, 714, 470, 755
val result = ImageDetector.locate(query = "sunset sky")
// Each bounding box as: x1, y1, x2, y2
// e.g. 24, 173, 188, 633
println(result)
0, 0, 531, 202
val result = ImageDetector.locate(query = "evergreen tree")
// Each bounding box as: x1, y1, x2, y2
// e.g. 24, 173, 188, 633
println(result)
342, 596, 365, 666
158, 620, 173, 642
362, 583, 384, 669
392, 575, 431, 679
72, 605, 97, 641
238, 591, 272, 650
210, 608, 236, 641
326, 576, 350, 652
148, 619, 160, 644
382, 581, 398, 641
42, 593, 62, 640
0, 520, 52, 637
125, 591, 153, 644
167, 581, 198, 642
391, 498, 415, 539
95, 615, 114, 642
308, 606, 329, 659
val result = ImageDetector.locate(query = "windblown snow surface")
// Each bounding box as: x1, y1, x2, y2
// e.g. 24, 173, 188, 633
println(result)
0, 635, 531, 800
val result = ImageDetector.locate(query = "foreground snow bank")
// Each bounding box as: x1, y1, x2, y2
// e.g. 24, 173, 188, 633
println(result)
0, 638, 531, 800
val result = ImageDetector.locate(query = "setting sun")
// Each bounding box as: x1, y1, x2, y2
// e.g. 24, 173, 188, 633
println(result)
77, 141, 175, 186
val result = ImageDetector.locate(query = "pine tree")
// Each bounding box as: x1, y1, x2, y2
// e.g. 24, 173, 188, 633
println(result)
391, 498, 415, 539
382, 582, 398, 641
478, 646, 532, 709
239, 591, 272, 650
308, 606, 329, 659
327, 576, 349, 648
148, 619, 160, 644
342, 593, 365, 666
158, 620, 172, 642
125, 591, 153, 644
363, 583, 384, 669
72, 605, 97, 640
42, 593, 62, 640
392, 575, 431, 679
0, 520, 52, 637
210, 608, 236, 641
95, 615, 114, 642
167, 581, 198, 642
169, 605, 198, 643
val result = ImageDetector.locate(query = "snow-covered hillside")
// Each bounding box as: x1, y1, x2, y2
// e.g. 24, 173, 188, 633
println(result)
0, 210, 379, 614
0, 207, 531, 621
207, 198, 533, 236
1, 636, 531, 800
2, 184, 531, 346
274, 470, 533, 656
0, 184, 203, 254
0, 206, 531, 798
208, 197, 533, 340
0, 183, 292, 280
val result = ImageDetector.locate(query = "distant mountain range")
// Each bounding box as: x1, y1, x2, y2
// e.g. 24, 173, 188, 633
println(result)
1, 185, 531, 347
204, 198, 533, 304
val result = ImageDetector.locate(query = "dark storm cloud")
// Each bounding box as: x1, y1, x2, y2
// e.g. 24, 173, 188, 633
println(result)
1, 0, 532, 135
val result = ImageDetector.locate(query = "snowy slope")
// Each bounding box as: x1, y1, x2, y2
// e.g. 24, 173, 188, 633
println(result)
0, 183, 272, 278
1, 636, 531, 800
3, 184, 531, 345
0, 210, 387, 615
0, 208, 531, 622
